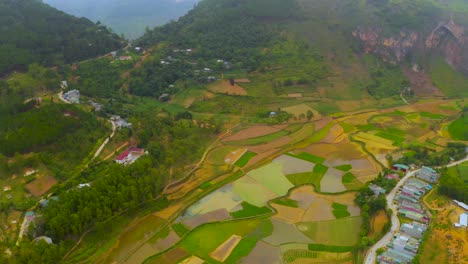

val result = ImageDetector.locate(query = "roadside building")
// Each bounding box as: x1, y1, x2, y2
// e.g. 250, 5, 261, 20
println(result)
63, 89, 80, 104
369, 184, 386, 196
386, 174, 399, 180
454, 213, 467, 228
115, 147, 146, 166
111, 115, 132, 129
400, 222, 427, 239
392, 164, 409, 173
453, 200, 468, 210
415, 166, 439, 183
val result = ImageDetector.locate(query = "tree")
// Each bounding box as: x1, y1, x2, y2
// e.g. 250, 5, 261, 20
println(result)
307, 110, 314, 121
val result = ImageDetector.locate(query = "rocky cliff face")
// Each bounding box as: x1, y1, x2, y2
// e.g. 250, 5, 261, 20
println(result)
353, 20, 468, 75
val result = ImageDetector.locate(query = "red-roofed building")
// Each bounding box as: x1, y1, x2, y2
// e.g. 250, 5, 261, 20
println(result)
115, 147, 146, 166
386, 174, 399, 180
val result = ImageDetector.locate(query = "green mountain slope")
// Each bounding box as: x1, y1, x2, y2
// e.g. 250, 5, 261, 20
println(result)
137, 0, 468, 99
0, 0, 123, 76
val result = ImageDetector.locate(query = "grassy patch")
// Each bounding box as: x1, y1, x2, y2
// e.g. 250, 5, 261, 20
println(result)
199, 182, 213, 190
172, 223, 190, 237
335, 164, 352, 172
179, 218, 266, 261
340, 123, 355, 133
374, 131, 405, 145
272, 198, 299, 208
420, 112, 446, 119
332, 203, 350, 219
297, 217, 362, 246
224, 237, 258, 263
287, 152, 325, 164
234, 151, 257, 167
287, 164, 328, 190
448, 115, 468, 140
231, 202, 272, 218
429, 57, 468, 98
226, 130, 289, 146
342, 172, 363, 191
307, 244, 354, 252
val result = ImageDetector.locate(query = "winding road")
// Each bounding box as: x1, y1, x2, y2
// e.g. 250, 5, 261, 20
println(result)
364, 157, 468, 264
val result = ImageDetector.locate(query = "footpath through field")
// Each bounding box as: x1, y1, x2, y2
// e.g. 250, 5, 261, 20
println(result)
364, 156, 468, 264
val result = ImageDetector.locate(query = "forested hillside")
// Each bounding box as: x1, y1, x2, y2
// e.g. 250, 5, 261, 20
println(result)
0, 0, 123, 76
43, 0, 200, 39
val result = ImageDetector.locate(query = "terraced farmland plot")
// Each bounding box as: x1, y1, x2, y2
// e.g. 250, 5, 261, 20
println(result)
233, 176, 278, 207
263, 219, 314, 246
247, 162, 294, 196
273, 154, 316, 174
320, 168, 346, 193
297, 217, 362, 246
183, 184, 242, 216
234, 151, 257, 167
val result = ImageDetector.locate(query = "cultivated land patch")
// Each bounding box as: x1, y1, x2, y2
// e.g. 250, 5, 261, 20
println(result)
285, 250, 353, 264
25, 175, 58, 197
320, 124, 345, 144
234, 151, 257, 167
223, 125, 286, 142
183, 184, 242, 216
178, 256, 205, 264
263, 219, 314, 246
179, 218, 265, 261
297, 217, 362, 246
246, 162, 294, 196
242, 241, 282, 264
281, 104, 321, 120
224, 148, 247, 165
320, 168, 346, 193
273, 155, 316, 174
369, 210, 388, 239
226, 130, 290, 146
208, 80, 248, 96
233, 176, 277, 207
209, 235, 242, 262
181, 209, 231, 229
147, 247, 189, 264
271, 203, 306, 224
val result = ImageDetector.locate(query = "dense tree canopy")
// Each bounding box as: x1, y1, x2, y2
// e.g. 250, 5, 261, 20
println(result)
0, 0, 123, 75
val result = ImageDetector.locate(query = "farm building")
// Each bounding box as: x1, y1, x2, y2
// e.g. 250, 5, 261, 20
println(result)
415, 166, 439, 183
159, 93, 170, 102
387, 234, 420, 255
60, 80, 68, 89
378, 248, 414, 264
400, 222, 427, 239
454, 213, 467, 228
453, 200, 468, 210
63, 89, 80, 104
115, 147, 146, 166
385, 174, 399, 180
392, 164, 409, 173
369, 184, 386, 196
111, 115, 132, 129
78, 183, 91, 189
34, 236, 53, 245
119, 56, 132, 61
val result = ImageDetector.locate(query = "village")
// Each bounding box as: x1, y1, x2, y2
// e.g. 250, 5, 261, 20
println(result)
374, 163, 468, 264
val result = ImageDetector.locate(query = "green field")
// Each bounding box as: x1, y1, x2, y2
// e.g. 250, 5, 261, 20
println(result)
225, 130, 289, 146
342, 172, 363, 190
448, 115, 468, 140
448, 161, 468, 183
335, 164, 352, 171
297, 216, 362, 246
307, 243, 354, 252
199, 182, 213, 190
234, 151, 258, 167
172, 223, 191, 237
231, 202, 272, 218
286, 163, 328, 190
272, 198, 299, 208
331, 203, 350, 219
288, 152, 325, 164
247, 162, 294, 195
178, 218, 270, 262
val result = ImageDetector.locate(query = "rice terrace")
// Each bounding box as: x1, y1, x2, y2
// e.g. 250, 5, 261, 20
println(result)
67, 97, 468, 264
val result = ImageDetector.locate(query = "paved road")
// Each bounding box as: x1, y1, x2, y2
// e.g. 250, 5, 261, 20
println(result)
364, 157, 468, 264
92, 120, 116, 160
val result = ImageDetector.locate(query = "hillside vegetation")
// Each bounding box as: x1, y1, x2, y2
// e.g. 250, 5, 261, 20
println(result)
0, 0, 123, 75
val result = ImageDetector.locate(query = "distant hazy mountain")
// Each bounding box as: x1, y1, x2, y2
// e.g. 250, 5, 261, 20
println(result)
43, 0, 199, 39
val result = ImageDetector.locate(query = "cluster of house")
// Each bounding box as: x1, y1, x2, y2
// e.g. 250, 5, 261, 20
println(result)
378, 166, 439, 263
89, 100, 103, 111
394, 177, 432, 223
110, 115, 132, 129
378, 221, 428, 264
453, 200, 468, 228
114, 147, 147, 166
62, 89, 80, 104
